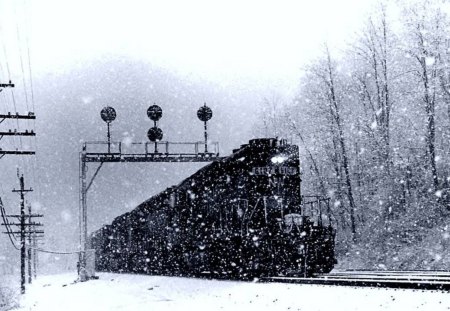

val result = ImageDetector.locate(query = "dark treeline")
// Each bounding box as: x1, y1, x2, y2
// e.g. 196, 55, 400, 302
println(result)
255, 0, 450, 269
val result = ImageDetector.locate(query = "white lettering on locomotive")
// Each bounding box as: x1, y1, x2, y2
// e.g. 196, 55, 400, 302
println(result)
268, 177, 285, 188
252, 166, 298, 176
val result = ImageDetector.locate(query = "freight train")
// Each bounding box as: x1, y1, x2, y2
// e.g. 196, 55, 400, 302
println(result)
90, 138, 336, 278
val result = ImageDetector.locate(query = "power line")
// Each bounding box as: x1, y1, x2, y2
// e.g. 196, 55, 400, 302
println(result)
23, 0, 34, 113
19, 0, 40, 206
0, 197, 20, 250
0, 1, 41, 287
0, 25, 12, 80
2, 200, 77, 255
24, 18, 41, 207
0, 196, 18, 243
31, 248, 80, 255
0, 2, 34, 176
13, 1, 29, 113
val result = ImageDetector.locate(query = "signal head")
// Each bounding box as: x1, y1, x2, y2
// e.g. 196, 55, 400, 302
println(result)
147, 127, 163, 142
100, 106, 116, 123
147, 104, 162, 121
197, 103, 212, 122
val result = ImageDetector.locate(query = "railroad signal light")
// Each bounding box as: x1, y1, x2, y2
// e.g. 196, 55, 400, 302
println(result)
197, 103, 213, 154
147, 127, 163, 142
100, 106, 116, 153
147, 104, 162, 121
147, 104, 163, 153
197, 104, 212, 122
100, 106, 116, 123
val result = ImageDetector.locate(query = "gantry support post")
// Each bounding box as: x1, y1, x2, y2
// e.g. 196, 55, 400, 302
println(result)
107, 122, 111, 153
204, 121, 208, 153
79, 148, 88, 282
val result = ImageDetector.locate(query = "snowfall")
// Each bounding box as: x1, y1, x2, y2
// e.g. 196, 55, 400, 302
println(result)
2, 272, 449, 311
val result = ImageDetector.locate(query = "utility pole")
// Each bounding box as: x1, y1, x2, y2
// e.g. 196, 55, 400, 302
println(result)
12, 173, 33, 294
0, 79, 36, 158
26, 206, 44, 282
32, 230, 38, 279
1, 213, 44, 288
27, 202, 32, 283
0, 81, 40, 288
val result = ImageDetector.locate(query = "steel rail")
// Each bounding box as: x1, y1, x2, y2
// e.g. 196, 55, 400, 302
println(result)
262, 272, 450, 291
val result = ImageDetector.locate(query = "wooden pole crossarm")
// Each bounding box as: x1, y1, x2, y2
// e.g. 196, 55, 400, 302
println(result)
1, 223, 43, 226
3, 231, 44, 234
0, 151, 35, 156
0, 131, 36, 136
4, 214, 43, 217
0, 81, 14, 88
0, 113, 36, 120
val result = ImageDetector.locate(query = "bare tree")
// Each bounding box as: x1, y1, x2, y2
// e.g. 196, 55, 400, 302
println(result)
403, 1, 448, 191
352, 6, 394, 174
305, 46, 357, 235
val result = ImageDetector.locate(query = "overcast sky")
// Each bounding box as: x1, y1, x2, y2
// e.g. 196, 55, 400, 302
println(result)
2, 0, 379, 94
0, 0, 379, 268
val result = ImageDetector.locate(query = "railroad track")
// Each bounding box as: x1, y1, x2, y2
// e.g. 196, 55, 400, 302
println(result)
261, 270, 450, 290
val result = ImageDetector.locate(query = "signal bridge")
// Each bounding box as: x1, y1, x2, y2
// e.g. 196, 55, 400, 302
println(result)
82, 140, 222, 163
79, 103, 224, 282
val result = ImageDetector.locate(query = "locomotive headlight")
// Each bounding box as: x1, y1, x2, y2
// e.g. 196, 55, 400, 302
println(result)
271, 154, 288, 164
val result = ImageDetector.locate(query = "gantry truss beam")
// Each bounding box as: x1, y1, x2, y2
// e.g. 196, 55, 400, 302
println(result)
84, 152, 224, 163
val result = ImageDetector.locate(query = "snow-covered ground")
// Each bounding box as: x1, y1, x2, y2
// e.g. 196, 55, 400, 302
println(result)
13, 272, 450, 311
1, 275, 19, 311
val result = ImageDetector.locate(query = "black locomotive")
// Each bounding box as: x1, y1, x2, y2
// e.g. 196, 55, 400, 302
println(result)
90, 138, 336, 277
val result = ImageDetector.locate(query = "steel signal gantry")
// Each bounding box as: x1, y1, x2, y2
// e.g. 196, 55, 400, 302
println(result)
78, 105, 224, 282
